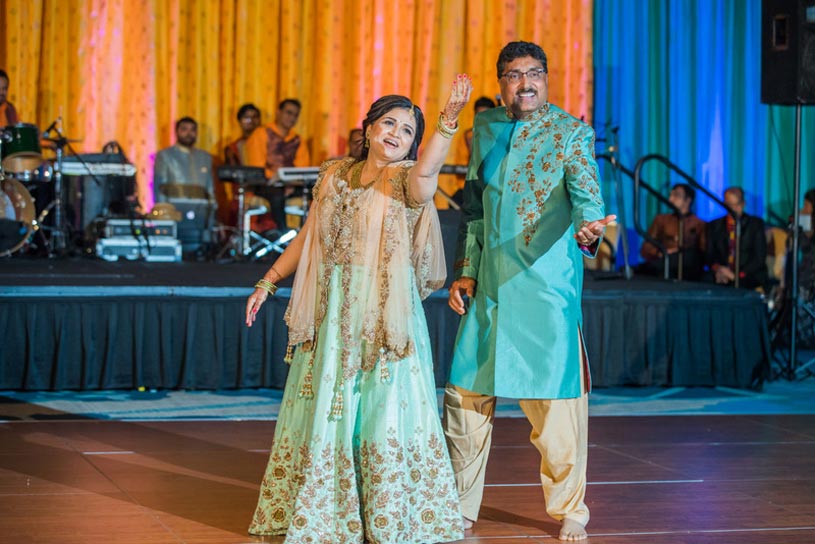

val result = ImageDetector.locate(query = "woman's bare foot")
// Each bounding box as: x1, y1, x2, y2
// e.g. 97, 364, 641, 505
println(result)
559, 518, 587, 541
462, 516, 474, 530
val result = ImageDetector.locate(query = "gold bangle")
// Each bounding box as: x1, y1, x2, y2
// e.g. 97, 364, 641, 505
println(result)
256, 278, 277, 290
255, 278, 278, 295
440, 112, 458, 129
270, 266, 282, 283
437, 113, 458, 139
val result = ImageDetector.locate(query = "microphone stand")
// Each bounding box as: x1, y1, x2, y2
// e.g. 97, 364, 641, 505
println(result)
608, 127, 631, 279
38, 126, 71, 256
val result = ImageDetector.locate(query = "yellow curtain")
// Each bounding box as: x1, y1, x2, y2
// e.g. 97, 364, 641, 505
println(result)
0, 0, 593, 210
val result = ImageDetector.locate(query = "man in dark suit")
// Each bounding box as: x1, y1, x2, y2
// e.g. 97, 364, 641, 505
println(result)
707, 186, 768, 290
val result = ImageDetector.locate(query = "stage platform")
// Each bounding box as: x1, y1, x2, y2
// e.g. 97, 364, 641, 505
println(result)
0, 258, 770, 391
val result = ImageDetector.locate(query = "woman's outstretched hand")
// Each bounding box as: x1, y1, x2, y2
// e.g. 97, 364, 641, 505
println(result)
442, 74, 473, 124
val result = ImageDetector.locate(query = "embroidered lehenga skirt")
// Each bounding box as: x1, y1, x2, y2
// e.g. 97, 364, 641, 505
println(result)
249, 268, 464, 544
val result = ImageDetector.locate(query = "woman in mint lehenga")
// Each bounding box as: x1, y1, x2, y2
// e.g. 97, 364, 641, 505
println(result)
245, 76, 473, 544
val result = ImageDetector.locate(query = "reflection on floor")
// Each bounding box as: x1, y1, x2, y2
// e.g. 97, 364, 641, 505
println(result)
2, 379, 815, 543
1, 413, 814, 543
2, 379, 815, 422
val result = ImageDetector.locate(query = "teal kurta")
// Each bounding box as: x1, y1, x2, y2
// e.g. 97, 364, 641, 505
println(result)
449, 104, 605, 400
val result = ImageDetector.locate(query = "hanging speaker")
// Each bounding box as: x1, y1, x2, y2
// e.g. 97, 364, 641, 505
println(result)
761, 0, 815, 104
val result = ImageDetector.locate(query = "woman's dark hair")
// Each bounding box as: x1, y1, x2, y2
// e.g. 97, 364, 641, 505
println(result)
496, 41, 548, 79
805, 189, 815, 208
360, 95, 425, 162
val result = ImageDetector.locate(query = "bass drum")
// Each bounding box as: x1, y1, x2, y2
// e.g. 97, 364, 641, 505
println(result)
0, 177, 35, 256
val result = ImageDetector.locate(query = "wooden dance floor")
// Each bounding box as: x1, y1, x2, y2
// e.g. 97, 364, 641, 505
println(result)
1, 415, 814, 543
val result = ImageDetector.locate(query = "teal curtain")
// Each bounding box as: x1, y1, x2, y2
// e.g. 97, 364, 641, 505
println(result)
593, 0, 815, 249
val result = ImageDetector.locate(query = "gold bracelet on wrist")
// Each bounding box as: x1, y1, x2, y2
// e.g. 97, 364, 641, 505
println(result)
436, 113, 459, 139
438, 113, 458, 132
270, 266, 282, 283
255, 278, 278, 295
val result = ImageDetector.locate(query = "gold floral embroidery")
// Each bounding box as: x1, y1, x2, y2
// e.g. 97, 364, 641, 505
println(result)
250, 427, 463, 542
454, 258, 471, 269
503, 104, 603, 245
285, 158, 432, 417
272, 507, 286, 523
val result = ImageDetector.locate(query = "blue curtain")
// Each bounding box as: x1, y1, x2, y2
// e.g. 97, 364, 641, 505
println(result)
593, 0, 815, 262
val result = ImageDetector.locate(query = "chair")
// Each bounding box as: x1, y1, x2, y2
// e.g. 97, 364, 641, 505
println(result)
765, 226, 788, 286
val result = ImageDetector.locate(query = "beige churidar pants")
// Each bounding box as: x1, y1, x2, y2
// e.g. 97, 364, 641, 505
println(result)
442, 380, 590, 526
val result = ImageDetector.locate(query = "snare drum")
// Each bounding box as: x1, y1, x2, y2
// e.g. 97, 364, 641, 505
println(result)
1, 123, 43, 173
0, 177, 35, 255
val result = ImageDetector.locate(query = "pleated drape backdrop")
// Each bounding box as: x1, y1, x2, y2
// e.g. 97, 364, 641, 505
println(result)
0, 0, 593, 210
593, 0, 815, 229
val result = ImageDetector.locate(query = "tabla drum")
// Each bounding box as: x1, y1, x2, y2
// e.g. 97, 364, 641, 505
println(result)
1, 123, 43, 173
0, 177, 35, 255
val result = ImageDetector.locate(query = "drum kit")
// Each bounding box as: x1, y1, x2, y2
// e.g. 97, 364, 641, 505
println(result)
0, 123, 46, 256
0, 120, 137, 257
0, 120, 315, 261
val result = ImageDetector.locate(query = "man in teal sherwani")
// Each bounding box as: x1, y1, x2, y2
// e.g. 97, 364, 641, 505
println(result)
443, 41, 614, 542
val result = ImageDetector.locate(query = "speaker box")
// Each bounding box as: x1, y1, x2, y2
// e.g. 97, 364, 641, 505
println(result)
761, 0, 815, 104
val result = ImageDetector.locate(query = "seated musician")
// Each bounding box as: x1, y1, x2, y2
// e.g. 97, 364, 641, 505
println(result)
245, 98, 311, 231
795, 189, 815, 347
639, 183, 707, 280
706, 186, 768, 291
0, 69, 19, 126
222, 103, 263, 227
153, 117, 216, 254
347, 128, 364, 160
101, 141, 138, 216
224, 103, 261, 166
153, 117, 215, 203
1, 68, 54, 159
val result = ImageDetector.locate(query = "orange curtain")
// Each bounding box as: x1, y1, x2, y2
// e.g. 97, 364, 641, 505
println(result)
0, 0, 593, 210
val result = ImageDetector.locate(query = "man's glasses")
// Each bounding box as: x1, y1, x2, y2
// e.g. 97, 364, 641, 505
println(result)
501, 68, 546, 84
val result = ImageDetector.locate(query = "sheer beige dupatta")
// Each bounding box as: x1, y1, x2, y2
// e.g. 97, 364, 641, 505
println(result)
283, 158, 446, 416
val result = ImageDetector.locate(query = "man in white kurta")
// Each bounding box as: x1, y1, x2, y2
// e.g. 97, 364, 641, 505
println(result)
444, 41, 614, 542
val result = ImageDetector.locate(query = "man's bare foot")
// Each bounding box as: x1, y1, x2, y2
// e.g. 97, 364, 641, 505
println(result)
559, 518, 587, 541
462, 516, 474, 530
